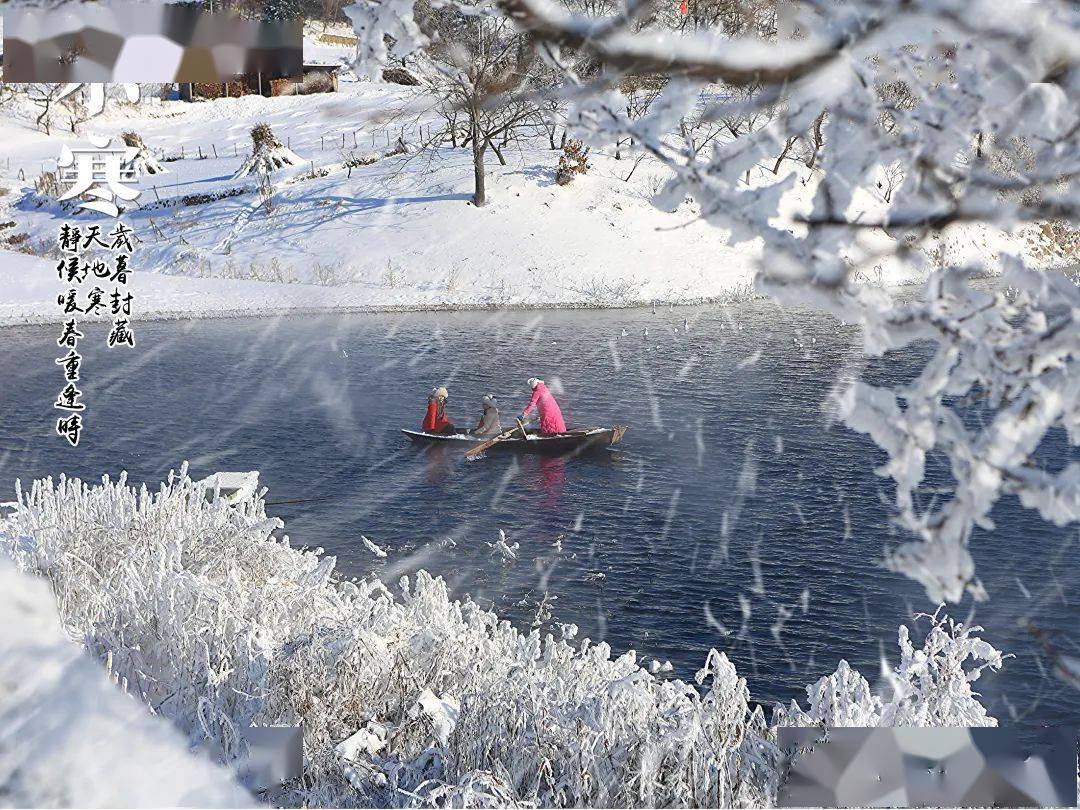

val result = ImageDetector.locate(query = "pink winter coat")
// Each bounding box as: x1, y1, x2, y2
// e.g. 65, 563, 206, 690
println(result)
522, 382, 567, 435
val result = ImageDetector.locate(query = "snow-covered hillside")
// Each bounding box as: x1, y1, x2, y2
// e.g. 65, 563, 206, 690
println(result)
2, 66, 1047, 324
3, 5, 1068, 327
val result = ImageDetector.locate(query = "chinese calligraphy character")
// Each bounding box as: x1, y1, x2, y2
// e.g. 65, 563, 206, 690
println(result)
57, 289, 83, 314
85, 286, 106, 316
109, 222, 135, 252
107, 318, 135, 348
80, 225, 110, 250
54, 382, 86, 412
56, 256, 85, 284
51, 214, 138, 446
56, 414, 84, 447
112, 254, 129, 284
58, 224, 81, 252
55, 350, 82, 381
58, 135, 141, 217
110, 289, 134, 317
57, 319, 84, 348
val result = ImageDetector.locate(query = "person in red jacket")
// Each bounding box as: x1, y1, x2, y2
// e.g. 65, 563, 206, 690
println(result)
422, 386, 456, 434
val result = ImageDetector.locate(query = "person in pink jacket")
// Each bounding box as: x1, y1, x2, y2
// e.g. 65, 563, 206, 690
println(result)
521, 377, 567, 435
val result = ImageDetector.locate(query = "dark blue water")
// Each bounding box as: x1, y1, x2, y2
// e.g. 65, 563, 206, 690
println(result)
1, 302, 1076, 728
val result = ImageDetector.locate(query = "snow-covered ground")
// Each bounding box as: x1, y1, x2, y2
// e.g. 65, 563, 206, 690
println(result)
1, 48, 1044, 325
0, 556, 252, 807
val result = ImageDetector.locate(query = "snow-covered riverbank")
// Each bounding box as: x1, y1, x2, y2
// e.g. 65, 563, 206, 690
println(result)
0, 468, 1004, 806
1, 76, 1042, 326
0, 247, 760, 327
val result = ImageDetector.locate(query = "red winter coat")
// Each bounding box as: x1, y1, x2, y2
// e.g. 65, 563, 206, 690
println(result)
423, 399, 454, 433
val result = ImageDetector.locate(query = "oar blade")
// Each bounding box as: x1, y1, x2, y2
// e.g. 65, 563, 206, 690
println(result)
464, 425, 518, 457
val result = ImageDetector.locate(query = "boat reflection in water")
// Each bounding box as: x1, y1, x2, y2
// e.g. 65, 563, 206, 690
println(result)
536, 455, 566, 509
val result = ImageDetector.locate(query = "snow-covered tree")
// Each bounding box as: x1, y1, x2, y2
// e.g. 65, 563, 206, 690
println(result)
358, 0, 546, 205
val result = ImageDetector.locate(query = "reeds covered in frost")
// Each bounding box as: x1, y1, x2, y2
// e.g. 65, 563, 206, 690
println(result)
0, 467, 1003, 807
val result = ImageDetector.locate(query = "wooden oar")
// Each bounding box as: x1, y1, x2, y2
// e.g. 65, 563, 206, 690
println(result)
465, 420, 525, 458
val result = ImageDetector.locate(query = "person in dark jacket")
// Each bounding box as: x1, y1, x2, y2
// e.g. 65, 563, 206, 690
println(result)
422, 386, 455, 434
470, 394, 502, 436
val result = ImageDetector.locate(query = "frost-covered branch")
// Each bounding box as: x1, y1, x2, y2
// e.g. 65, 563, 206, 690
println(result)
508, 0, 1080, 601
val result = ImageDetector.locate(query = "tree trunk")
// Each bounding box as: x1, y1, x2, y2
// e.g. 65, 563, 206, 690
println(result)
36, 102, 51, 135
490, 141, 507, 166
471, 115, 486, 206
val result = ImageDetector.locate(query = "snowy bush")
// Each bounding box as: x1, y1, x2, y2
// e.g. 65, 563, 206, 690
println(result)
121, 131, 167, 176
773, 608, 1005, 728
312, 261, 357, 286
33, 170, 63, 201
0, 470, 1005, 807
555, 140, 590, 186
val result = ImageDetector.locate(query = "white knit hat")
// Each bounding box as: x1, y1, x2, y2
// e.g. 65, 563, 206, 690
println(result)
433, 386, 449, 399
527, 377, 542, 389
483, 394, 497, 408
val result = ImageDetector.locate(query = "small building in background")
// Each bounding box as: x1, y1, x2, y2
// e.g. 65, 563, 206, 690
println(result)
271, 63, 341, 95
179, 64, 340, 101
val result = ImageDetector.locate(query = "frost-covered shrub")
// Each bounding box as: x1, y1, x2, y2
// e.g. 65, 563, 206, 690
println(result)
0, 469, 778, 807
0, 470, 1004, 807
773, 609, 1006, 728
121, 131, 167, 176
33, 170, 62, 200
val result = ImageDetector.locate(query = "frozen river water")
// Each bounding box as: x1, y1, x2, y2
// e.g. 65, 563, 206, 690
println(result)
1, 300, 1076, 729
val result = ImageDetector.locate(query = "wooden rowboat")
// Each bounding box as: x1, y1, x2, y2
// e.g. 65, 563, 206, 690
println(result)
402, 425, 627, 456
